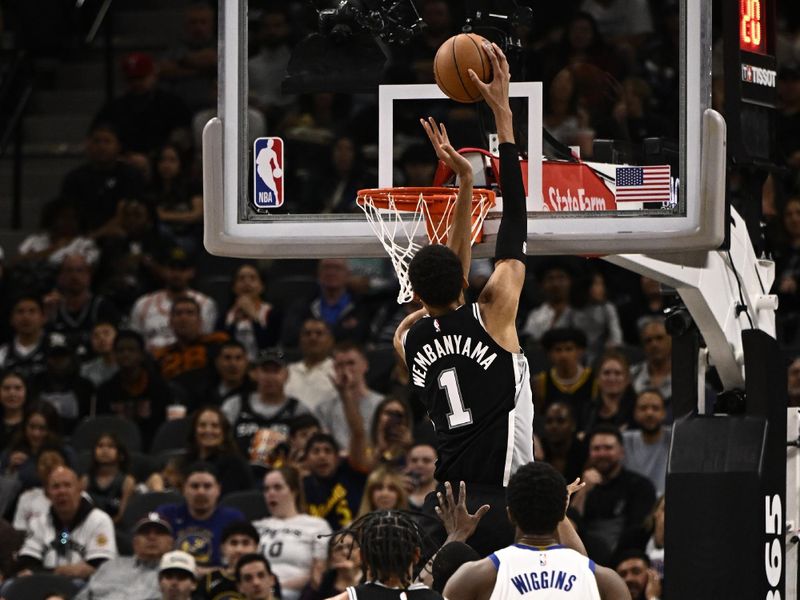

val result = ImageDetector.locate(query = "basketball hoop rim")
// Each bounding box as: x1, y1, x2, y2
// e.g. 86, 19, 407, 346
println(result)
356, 186, 496, 213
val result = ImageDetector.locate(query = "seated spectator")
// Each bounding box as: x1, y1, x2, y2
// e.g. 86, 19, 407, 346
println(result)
95, 329, 171, 450
158, 0, 217, 112
177, 407, 254, 496
130, 247, 218, 352
368, 397, 414, 468
285, 318, 337, 411
630, 317, 672, 403
247, 6, 295, 124
1, 402, 74, 492
158, 550, 198, 600
79, 321, 118, 387
93, 52, 192, 156
1, 370, 28, 450
157, 462, 246, 571
223, 264, 281, 362
0, 295, 48, 381
579, 269, 624, 363
43, 253, 121, 359
28, 332, 95, 433
540, 401, 588, 484
16, 466, 117, 580
614, 549, 661, 600
356, 465, 409, 518
406, 443, 438, 510
622, 389, 670, 495
94, 198, 174, 312
533, 328, 596, 419
14, 198, 98, 272
616, 495, 665, 577
521, 259, 578, 343
581, 350, 636, 433
286, 414, 321, 470
569, 424, 656, 566
236, 553, 279, 600
12, 444, 68, 531
80, 433, 136, 524
154, 296, 229, 407
59, 122, 145, 235
300, 532, 361, 600
148, 143, 203, 253
204, 339, 254, 407
618, 275, 672, 345
303, 432, 370, 531
282, 259, 373, 347
253, 467, 332, 600
74, 514, 174, 600
302, 135, 371, 213
222, 350, 310, 470
198, 521, 261, 600
315, 342, 383, 451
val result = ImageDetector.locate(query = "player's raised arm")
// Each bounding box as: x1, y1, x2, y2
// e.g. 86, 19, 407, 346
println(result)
420, 117, 475, 279
468, 43, 527, 354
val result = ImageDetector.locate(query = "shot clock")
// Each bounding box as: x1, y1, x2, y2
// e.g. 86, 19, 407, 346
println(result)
724, 0, 777, 163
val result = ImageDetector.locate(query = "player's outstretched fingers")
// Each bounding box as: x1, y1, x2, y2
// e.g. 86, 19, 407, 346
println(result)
474, 504, 491, 522
445, 480, 456, 508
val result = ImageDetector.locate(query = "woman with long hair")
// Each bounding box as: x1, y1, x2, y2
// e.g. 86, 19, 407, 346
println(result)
179, 406, 254, 496
80, 432, 136, 524
300, 531, 362, 600
149, 143, 203, 252
222, 263, 281, 361
253, 466, 332, 600
581, 350, 636, 434
0, 370, 28, 451
356, 465, 409, 518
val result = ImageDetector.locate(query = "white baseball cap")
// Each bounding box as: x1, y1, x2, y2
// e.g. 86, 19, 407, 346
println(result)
158, 550, 196, 577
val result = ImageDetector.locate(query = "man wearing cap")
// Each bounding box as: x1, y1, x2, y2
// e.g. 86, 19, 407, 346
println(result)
93, 51, 191, 155
222, 349, 311, 469
130, 247, 218, 352
75, 514, 174, 600
16, 467, 117, 580
159, 550, 198, 600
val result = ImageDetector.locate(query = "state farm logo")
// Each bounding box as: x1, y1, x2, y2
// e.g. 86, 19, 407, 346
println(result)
742, 63, 776, 88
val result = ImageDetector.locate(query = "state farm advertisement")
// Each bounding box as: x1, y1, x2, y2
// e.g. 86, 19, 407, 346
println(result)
541, 162, 617, 212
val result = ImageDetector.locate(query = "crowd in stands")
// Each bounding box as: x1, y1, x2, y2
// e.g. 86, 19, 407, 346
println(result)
0, 0, 799, 598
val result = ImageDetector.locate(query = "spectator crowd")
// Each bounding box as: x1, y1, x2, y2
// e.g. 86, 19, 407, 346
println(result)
0, 0, 799, 599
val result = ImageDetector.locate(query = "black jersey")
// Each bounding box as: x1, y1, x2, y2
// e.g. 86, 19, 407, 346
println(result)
403, 303, 533, 487
346, 582, 444, 599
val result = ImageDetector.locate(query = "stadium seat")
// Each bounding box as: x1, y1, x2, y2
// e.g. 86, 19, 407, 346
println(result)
219, 490, 269, 521
119, 491, 182, 532
70, 415, 142, 453
150, 418, 191, 454
2, 573, 80, 599
130, 452, 160, 481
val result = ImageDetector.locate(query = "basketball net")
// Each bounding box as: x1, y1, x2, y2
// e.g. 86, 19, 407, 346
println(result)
356, 187, 496, 303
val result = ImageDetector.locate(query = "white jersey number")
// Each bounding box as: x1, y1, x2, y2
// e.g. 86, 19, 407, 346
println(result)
438, 368, 473, 428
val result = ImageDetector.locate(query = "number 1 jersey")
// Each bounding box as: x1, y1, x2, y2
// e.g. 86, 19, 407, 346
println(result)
403, 303, 534, 487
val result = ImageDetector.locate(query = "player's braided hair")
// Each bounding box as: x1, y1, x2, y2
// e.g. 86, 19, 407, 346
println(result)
347, 510, 423, 587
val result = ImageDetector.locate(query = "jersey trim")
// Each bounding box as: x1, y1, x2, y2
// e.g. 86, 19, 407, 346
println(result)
502, 408, 516, 487
588, 558, 596, 573
512, 543, 567, 552
489, 553, 500, 569
347, 586, 358, 600
472, 303, 487, 330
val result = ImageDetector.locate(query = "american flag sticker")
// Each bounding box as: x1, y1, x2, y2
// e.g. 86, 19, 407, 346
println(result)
614, 165, 671, 203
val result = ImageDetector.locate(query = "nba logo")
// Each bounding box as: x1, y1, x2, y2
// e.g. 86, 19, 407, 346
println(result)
253, 137, 284, 208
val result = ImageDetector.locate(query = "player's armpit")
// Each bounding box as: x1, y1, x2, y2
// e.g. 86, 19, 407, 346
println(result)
393, 308, 428, 363
595, 565, 632, 600
477, 259, 525, 352
443, 558, 497, 600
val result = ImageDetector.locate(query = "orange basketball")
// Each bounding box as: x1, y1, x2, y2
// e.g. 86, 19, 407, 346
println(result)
433, 33, 492, 103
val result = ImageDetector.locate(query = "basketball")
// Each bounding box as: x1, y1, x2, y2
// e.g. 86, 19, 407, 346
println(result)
433, 33, 492, 103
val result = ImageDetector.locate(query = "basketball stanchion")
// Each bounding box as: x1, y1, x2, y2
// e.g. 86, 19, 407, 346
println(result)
356, 187, 495, 303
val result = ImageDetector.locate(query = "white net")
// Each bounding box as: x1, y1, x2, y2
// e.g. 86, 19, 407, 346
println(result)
357, 187, 495, 303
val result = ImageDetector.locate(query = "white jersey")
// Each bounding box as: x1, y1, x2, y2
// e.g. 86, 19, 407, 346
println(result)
129, 289, 218, 351
489, 544, 601, 600
19, 506, 117, 568
253, 514, 331, 600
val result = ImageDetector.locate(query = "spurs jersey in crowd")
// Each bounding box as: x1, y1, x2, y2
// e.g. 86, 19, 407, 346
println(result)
403, 303, 533, 486
489, 544, 601, 599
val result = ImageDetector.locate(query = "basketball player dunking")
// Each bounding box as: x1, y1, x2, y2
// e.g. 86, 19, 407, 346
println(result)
394, 42, 532, 556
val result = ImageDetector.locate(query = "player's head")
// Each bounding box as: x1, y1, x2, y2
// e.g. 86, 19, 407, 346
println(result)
408, 244, 465, 309
352, 510, 423, 587
506, 462, 567, 536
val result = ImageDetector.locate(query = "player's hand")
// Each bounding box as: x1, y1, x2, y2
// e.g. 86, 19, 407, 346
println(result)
645, 568, 662, 600
468, 42, 510, 116
420, 117, 473, 181
435, 480, 490, 543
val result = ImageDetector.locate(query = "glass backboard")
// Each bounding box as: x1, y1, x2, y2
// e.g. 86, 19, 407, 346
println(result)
203, 0, 725, 258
